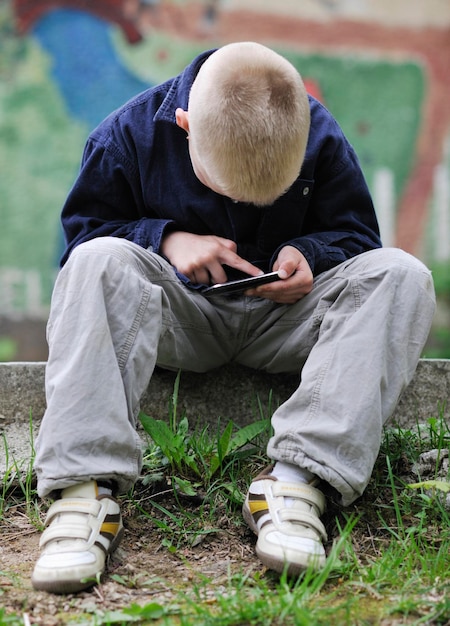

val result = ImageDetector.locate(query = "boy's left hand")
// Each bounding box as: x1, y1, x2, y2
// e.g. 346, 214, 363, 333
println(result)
246, 245, 313, 304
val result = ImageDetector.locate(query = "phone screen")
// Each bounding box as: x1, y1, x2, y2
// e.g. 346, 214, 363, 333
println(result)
202, 271, 281, 296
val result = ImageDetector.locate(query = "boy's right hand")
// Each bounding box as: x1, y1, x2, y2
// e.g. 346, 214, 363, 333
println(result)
161, 231, 262, 286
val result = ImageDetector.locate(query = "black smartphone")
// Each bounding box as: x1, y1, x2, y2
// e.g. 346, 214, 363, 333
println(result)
202, 271, 281, 296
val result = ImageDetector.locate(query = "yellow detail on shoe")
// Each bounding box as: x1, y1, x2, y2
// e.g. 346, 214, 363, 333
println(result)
101, 522, 120, 536
249, 500, 268, 514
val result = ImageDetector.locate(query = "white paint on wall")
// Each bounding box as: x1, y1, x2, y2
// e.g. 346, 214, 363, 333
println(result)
0, 269, 50, 318
373, 168, 395, 248
433, 162, 450, 262
225, 0, 450, 29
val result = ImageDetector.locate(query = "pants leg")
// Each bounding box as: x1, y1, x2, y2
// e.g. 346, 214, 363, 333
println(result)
34, 238, 243, 497
236, 248, 435, 505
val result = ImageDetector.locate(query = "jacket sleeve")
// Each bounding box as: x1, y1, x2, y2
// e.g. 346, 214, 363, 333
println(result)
60, 136, 174, 266
273, 106, 382, 277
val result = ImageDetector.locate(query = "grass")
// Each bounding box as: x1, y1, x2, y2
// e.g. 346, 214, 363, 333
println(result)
0, 386, 449, 625
1, 413, 39, 523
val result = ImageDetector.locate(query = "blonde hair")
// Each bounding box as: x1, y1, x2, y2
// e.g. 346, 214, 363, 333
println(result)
188, 42, 310, 206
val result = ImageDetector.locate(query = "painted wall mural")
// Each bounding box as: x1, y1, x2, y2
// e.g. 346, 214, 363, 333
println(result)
1, 0, 449, 355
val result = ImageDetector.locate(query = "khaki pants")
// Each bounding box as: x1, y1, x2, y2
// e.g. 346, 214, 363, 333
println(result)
34, 238, 435, 505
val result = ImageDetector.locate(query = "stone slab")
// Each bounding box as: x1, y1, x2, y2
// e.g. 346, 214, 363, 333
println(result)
1, 359, 449, 478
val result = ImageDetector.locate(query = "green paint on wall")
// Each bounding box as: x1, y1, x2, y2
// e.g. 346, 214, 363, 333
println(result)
280, 50, 425, 200
0, 40, 86, 307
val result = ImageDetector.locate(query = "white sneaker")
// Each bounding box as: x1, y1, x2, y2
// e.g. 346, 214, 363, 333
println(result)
32, 481, 123, 594
243, 468, 327, 575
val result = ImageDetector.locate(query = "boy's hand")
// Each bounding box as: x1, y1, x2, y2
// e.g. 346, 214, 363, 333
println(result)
246, 245, 313, 304
161, 231, 262, 285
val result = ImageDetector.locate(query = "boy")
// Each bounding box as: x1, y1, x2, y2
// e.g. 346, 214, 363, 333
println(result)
31, 42, 435, 593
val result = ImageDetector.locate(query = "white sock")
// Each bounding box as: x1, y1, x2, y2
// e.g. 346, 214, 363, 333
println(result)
97, 485, 113, 496
96, 479, 114, 496
271, 461, 314, 484
270, 462, 316, 509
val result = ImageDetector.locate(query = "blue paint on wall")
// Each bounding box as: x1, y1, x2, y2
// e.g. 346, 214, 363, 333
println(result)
32, 8, 151, 129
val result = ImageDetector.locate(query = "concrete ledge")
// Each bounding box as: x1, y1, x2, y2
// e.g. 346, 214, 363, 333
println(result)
1, 359, 449, 475
1, 358, 449, 425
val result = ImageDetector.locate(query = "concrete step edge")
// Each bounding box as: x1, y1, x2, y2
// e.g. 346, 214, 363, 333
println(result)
1, 359, 448, 427
1, 359, 448, 478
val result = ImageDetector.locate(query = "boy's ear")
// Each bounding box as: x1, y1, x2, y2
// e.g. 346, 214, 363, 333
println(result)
175, 108, 190, 133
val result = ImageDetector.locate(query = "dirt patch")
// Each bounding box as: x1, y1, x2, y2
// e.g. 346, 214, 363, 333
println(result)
0, 486, 380, 624
0, 487, 264, 624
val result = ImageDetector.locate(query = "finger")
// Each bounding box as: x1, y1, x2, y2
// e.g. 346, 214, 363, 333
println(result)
248, 270, 312, 302
274, 257, 300, 280
219, 250, 262, 278
207, 262, 229, 285
277, 265, 295, 280
248, 285, 307, 303
214, 236, 238, 252
190, 268, 212, 285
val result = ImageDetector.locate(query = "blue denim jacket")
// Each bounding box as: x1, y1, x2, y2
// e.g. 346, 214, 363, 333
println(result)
61, 49, 381, 284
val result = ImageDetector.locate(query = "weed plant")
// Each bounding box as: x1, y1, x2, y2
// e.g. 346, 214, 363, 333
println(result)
1, 413, 39, 524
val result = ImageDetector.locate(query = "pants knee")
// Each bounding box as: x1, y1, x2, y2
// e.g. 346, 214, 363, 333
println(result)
383, 248, 434, 296
358, 248, 434, 296
67, 237, 134, 262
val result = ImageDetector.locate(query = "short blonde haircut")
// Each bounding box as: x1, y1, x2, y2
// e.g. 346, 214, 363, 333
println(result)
188, 42, 310, 206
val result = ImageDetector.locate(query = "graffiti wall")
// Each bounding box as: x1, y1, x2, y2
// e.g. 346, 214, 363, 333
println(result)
1, 0, 449, 358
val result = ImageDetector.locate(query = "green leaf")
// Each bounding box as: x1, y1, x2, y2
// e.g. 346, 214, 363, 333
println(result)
209, 419, 269, 477
97, 610, 139, 623
183, 452, 201, 477
173, 475, 198, 496
217, 420, 234, 460
123, 602, 166, 619
177, 415, 189, 437
228, 419, 270, 453
140, 416, 178, 455
408, 480, 450, 493
169, 369, 182, 431
220, 481, 245, 505
209, 420, 233, 476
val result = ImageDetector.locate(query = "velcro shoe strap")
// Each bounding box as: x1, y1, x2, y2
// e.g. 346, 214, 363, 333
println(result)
279, 508, 328, 541
45, 499, 102, 526
272, 482, 326, 514
40, 522, 92, 548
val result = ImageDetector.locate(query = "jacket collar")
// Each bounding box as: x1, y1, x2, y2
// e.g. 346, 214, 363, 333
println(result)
153, 49, 216, 124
